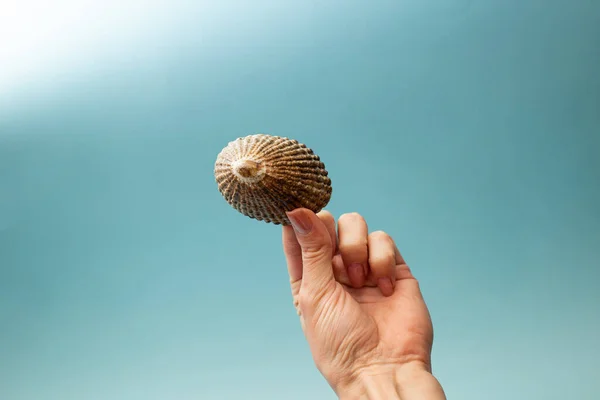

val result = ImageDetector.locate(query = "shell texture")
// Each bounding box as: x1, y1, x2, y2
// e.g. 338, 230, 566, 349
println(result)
214, 134, 332, 225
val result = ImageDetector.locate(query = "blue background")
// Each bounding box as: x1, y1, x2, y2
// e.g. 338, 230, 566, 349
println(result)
1, 1, 599, 399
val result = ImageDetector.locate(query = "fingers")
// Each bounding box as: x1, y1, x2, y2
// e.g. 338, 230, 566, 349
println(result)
283, 210, 337, 285
283, 209, 409, 298
337, 213, 369, 288
286, 208, 335, 295
317, 210, 338, 257
368, 231, 397, 296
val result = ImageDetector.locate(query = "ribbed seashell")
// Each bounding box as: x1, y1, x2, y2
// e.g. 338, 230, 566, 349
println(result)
214, 134, 332, 225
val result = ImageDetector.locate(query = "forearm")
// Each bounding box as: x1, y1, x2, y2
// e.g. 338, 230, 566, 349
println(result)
337, 363, 446, 400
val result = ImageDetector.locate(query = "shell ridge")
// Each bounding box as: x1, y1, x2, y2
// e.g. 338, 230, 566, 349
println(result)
215, 134, 332, 225
245, 135, 263, 160
261, 142, 311, 164
250, 134, 282, 161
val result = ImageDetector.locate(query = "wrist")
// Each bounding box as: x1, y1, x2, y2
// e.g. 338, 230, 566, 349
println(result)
337, 370, 400, 400
336, 362, 446, 400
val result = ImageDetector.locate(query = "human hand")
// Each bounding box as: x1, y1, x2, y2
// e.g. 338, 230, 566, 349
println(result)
282, 208, 446, 399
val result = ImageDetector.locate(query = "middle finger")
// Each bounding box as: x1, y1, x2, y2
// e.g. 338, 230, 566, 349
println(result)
337, 212, 369, 288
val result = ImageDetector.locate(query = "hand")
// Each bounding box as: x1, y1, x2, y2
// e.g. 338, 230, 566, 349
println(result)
282, 208, 445, 399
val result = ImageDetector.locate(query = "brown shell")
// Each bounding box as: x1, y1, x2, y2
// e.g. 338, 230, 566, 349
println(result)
214, 134, 332, 225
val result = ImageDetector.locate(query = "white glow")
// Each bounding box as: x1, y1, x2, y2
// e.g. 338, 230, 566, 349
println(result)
2, 1, 147, 90
0, 0, 275, 109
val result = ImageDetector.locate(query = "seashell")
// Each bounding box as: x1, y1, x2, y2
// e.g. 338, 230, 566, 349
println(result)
214, 134, 332, 225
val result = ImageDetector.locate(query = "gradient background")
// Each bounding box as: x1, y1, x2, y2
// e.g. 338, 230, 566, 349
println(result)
1, 1, 599, 399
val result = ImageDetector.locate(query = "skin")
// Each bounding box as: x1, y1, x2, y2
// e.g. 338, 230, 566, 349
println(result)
282, 208, 446, 399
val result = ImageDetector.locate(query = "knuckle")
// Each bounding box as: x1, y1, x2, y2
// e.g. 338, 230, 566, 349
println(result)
338, 239, 368, 257
317, 209, 333, 220
369, 230, 390, 241
302, 243, 332, 264
370, 231, 396, 250
297, 291, 312, 311
297, 285, 329, 312
368, 232, 395, 266
339, 212, 365, 224
371, 250, 395, 267
293, 297, 302, 316
338, 235, 368, 249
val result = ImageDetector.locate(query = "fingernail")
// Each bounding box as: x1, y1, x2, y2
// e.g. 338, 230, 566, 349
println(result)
287, 210, 312, 235
348, 263, 365, 287
378, 277, 394, 296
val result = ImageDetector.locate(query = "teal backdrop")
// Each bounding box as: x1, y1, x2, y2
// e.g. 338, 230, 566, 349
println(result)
1, 1, 599, 399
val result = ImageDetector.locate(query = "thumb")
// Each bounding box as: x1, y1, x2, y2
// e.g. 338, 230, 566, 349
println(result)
286, 208, 335, 294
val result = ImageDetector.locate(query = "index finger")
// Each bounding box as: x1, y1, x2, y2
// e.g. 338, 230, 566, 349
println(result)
282, 210, 337, 285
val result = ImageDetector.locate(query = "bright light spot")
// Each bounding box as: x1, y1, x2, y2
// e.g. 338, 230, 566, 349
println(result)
0, 0, 248, 111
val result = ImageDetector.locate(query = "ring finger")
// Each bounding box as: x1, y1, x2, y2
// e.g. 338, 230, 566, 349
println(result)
368, 230, 397, 296
337, 212, 369, 288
